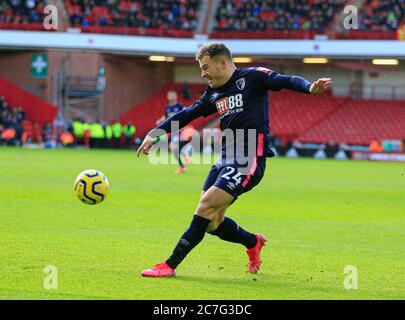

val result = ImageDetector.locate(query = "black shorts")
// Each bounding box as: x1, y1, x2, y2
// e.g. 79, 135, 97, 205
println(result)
202, 156, 267, 201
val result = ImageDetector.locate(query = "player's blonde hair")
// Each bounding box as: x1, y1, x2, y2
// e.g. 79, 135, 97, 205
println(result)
195, 42, 233, 62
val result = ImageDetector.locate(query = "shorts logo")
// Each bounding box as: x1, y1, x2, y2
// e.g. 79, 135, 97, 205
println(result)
227, 182, 236, 190
215, 97, 229, 116
236, 77, 245, 90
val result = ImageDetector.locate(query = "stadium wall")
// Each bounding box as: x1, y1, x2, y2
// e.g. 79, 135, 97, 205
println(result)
174, 65, 206, 84
0, 52, 49, 101
283, 66, 353, 97
362, 68, 405, 99
102, 56, 173, 121
55, 51, 103, 79
0, 50, 103, 103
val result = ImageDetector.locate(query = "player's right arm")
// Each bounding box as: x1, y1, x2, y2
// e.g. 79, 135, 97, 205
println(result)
137, 92, 216, 157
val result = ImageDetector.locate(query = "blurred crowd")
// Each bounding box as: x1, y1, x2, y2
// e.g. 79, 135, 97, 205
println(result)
0, 95, 139, 149
214, 0, 345, 32
0, 0, 45, 24
0, 95, 72, 148
67, 0, 200, 31
358, 0, 405, 31
0, 96, 26, 146
1, 0, 404, 37
71, 118, 137, 149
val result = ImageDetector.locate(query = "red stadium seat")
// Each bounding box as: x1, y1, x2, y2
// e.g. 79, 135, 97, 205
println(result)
298, 99, 405, 145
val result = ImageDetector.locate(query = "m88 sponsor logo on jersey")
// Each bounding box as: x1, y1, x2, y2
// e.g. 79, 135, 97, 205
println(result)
215, 94, 244, 117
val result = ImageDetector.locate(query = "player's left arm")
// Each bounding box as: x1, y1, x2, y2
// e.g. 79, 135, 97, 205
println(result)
258, 68, 331, 94
137, 107, 201, 157
137, 94, 215, 157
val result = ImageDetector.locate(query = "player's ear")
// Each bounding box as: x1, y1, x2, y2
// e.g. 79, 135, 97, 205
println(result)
219, 56, 227, 69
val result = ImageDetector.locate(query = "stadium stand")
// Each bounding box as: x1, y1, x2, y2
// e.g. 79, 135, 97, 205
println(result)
0, 0, 403, 40
0, 78, 58, 145
297, 99, 405, 145
211, 0, 345, 39
121, 84, 405, 148
270, 90, 348, 145
1, 2, 404, 148
0, 0, 46, 30
336, 0, 405, 39
67, 0, 201, 38
211, 0, 405, 40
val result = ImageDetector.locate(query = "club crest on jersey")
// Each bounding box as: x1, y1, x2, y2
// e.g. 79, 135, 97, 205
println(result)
236, 78, 245, 91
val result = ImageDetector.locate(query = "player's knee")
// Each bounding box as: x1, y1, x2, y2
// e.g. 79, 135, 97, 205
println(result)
195, 197, 220, 220
195, 199, 214, 219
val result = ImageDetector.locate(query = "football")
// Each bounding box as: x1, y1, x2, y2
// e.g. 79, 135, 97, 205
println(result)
74, 169, 109, 205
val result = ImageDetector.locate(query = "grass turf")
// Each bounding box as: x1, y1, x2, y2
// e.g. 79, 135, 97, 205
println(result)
0, 147, 404, 300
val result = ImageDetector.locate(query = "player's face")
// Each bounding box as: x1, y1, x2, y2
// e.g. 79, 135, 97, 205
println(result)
167, 91, 177, 103
198, 55, 226, 88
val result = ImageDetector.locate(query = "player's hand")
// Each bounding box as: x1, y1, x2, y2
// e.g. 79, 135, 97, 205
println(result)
137, 135, 155, 157
309, 78, 332, 94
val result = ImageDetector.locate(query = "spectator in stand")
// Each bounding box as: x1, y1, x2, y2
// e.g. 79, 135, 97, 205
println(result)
369, 138, 382, 152
0, 124, 4, 145
269, 131, 280, 150
112, 120, 122, 148
90, 121, 105, 148
101, 121, 111, 148
325, 140, 340, 158
15, 107, 26, 122
32, 122, 42, 144
123, 121, 136, 148
0, 99, 25, 146
42, 121, 54, 148
181, 82, 191, 101
72, 118, 85, 146
0, 96, 8, 112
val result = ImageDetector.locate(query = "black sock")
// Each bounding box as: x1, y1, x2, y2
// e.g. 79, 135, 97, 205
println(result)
172, 149, 185, 168
208, 217, 257, 249
166, 215, 211, 269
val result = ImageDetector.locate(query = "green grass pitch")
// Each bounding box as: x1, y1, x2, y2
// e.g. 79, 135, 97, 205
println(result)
0, 147, 404, 300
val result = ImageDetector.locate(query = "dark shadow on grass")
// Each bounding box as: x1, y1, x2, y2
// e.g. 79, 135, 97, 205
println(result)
155, 274, 374, 299
173, 274, 272, 286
